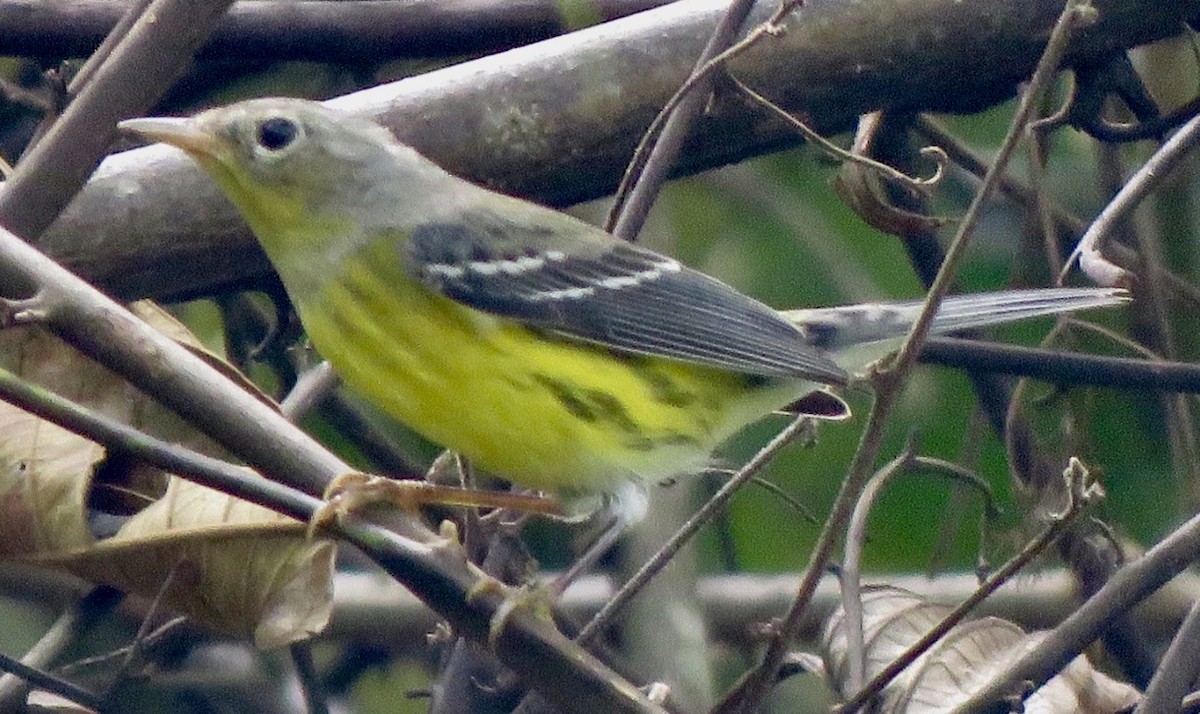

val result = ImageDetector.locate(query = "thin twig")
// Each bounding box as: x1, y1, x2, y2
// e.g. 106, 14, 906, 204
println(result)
58, 617, 186, 676
949, 500, 1200, 712
291, 642, 331, 714
719, 5, 1097, 711
280, 361, 339, 420
1027, 102, 1067, 273
836, 458, 1098, 713
0, 365, 320, 519
748, 475, 819, 524
1123, 137, 1200, 508
576, 416, 814, 645
0, 587, 121, 709
920, 337, 1200, 393
839, 445, 919, 695
839, 450, 999, 697
891, 0, 1096, 377
1135, 594, 1200, 713
732, 77, 944, 192
917, 114, 1200, 311
607, 0, 811, 236
606, 0, 765, 240
20, 0, 156, 152
715, 390, 898, 714
1061, 110, 1200, 286
0, 652, 102, 711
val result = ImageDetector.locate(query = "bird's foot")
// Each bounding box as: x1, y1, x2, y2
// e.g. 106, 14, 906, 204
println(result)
467, 577, 556, 650
307, 473, 563, 536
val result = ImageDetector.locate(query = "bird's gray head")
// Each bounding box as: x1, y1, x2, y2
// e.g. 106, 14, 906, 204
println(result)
120, 97, 451, 223
194, 98, 407, 201
120, 97, 466, 292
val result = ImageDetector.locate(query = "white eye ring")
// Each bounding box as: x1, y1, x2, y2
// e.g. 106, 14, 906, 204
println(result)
255, 116, 300, 153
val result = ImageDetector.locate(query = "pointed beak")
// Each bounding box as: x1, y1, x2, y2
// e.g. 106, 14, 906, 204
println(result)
118, 117, 220, 156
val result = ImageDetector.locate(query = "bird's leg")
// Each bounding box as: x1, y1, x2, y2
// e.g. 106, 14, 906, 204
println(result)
307, 471, 563, 537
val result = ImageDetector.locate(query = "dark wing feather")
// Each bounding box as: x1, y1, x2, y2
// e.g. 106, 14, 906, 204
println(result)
406, 208, 847, 384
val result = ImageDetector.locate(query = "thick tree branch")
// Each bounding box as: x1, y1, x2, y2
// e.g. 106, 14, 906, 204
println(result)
37, 0, 1197, 301
0, 0, 233, 243
0, 0, 670, 62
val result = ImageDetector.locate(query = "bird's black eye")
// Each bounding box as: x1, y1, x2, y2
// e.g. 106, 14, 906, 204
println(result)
256, 117, 298, 151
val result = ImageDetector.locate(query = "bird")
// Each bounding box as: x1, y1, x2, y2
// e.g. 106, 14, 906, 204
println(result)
118, 98, 1127, 522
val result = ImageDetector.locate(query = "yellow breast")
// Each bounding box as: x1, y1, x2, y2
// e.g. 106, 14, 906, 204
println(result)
294, 240, 801, 492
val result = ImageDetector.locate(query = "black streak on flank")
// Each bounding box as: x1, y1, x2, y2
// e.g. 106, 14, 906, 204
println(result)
585, 389, 641, 435
534, 375, 598, 423
633, 361, 698, 408
532, 375, 702, 453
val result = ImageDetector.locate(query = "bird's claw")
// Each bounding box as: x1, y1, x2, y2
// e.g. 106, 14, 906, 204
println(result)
467, 578, 555, 651
307, 472, 426, 537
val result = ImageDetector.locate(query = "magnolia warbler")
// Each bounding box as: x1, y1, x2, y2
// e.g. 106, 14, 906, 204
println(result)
119, 99, 1126, 521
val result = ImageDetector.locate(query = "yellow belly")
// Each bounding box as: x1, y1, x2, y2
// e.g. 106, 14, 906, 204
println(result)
296, 242, 802, 492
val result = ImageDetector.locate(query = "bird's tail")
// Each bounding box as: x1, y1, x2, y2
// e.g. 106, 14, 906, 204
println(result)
779, 287, 1128, 370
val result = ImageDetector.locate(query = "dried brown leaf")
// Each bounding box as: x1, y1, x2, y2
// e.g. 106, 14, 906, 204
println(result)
821, 586, 1141, 713
0, 308, 334, 648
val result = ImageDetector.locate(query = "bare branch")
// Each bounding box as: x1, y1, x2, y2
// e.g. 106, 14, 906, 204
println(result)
0, 0, 672, 62
38, 0, 1197, 301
